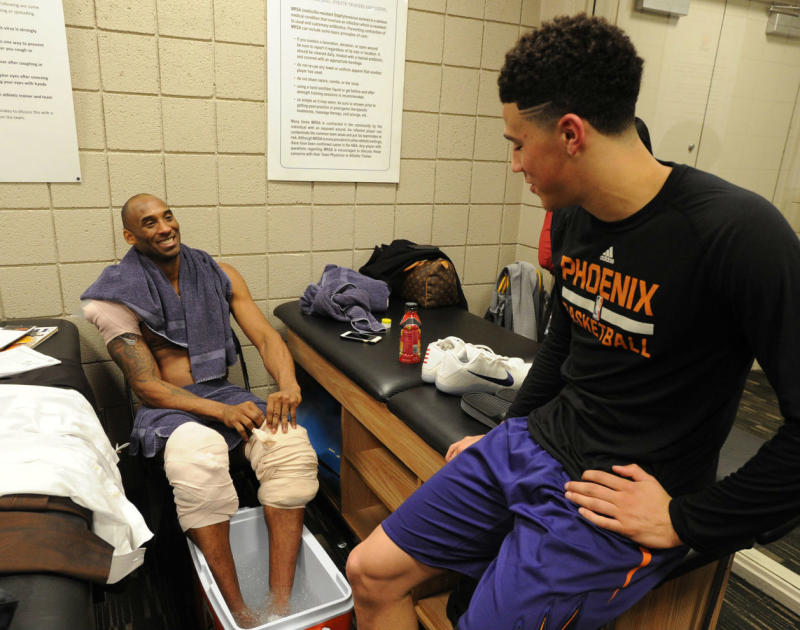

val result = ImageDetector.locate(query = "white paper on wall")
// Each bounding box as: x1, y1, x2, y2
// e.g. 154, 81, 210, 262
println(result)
0, 0, 81, 182
267, 0, 408, 183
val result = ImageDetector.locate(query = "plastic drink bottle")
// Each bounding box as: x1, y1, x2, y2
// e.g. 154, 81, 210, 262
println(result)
399, 302, 422, 364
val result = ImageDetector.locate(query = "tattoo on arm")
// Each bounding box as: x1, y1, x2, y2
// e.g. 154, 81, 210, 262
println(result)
107, 335, 158, 385
107, 336, 196, 403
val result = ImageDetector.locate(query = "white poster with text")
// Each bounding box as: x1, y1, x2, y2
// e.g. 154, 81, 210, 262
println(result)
268, 0, 407, 182
0, 1, 80, 182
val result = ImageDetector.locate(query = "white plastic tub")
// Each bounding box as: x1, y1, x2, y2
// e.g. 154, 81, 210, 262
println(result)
188, 507, 353, 630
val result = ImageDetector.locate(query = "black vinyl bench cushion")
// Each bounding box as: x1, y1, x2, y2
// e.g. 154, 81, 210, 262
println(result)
387, 386, 491, 456
276, 299, 779, 506
275, 299, 540, 402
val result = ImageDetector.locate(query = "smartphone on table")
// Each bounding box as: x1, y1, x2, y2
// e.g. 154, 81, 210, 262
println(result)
340, 330, 382, 344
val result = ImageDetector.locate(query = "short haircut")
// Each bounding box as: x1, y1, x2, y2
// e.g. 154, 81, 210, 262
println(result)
498, 14, 643, 135
121, 193, 153, 230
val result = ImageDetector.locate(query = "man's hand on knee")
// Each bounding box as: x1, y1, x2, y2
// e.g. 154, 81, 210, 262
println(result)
266, 385, 301, 433
220, 401, 265, 440
446, 434, 484, 462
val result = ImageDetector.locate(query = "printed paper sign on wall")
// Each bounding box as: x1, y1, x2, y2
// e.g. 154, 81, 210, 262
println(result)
268, 0, 408, 183
0, 1, 81, 182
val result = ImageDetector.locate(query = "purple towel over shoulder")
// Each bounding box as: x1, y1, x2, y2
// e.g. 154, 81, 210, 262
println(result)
81, 244, 237, 383
300, 264, 389, 333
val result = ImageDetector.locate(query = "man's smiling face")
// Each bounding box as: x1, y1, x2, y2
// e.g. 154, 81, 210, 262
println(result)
122, 195, 181, 261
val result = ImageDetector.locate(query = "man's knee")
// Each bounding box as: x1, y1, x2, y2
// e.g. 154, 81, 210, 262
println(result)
347, 526, 433, 604
164, 422, 238, 532
346, 540, 382, 602
245, 424, 319, 509
345, 543, 363, 583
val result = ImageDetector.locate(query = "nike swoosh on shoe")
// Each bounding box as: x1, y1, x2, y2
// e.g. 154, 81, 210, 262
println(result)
467, 369, 514, 387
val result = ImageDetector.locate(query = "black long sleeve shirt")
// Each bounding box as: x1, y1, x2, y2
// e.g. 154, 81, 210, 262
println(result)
509, 164, 800, 555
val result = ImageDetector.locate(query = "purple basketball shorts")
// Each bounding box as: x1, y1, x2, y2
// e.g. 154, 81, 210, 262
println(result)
382, 416, 688, 630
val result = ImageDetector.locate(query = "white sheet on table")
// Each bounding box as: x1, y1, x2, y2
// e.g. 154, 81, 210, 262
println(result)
0, 384, 153, 583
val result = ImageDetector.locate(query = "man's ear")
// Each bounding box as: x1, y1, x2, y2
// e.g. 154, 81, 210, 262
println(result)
123, 228, 136, 245
557, 114, 586, 157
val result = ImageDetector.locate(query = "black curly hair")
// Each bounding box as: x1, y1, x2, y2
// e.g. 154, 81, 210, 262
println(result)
498, 14, 643, 135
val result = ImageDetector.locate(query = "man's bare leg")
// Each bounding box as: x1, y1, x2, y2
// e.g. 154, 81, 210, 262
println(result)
346, 525, 443, 630
263, 506, 304, 614
188, 521, 257, 628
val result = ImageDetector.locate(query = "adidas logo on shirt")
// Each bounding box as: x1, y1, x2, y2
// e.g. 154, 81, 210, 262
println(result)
599, 246, 615, 264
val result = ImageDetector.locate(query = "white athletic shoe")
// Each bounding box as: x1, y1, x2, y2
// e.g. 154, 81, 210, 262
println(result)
434, 348, 531, 395
421, 337, 465, 383
422, 337, 493, 383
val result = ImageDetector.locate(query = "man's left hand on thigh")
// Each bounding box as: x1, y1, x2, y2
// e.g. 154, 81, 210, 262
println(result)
564, 463, 684, 549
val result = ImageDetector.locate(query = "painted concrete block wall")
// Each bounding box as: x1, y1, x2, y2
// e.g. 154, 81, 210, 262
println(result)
0, 0, 556, 411
6, 1, 794, 413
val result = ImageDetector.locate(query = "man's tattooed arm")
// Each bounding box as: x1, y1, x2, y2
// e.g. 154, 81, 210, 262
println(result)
106, 334, 264, 433
107, 334, 197, 407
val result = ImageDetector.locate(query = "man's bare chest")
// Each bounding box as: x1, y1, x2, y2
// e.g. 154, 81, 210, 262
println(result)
140, 325, 195, 385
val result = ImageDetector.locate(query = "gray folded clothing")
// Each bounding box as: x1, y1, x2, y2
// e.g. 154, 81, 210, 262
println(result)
301, 264, 390, 333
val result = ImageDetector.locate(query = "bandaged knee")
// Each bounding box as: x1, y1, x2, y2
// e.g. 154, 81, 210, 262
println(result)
164, 422, 239, 532
245, 424, 319, 509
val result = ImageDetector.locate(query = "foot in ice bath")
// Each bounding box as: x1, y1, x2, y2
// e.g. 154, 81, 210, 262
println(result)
231, 606, 260, 629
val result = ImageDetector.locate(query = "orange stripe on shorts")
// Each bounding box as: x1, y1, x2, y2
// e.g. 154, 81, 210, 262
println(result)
560, 607, 580, 629
609, 546, 652, 602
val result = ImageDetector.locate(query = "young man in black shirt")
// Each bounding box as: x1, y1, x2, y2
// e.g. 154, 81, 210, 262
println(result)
346, 14, 800, 630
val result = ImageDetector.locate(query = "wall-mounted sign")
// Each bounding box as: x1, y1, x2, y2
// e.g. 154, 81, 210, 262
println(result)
268, 0, 408, 182
0, 1, 81, 182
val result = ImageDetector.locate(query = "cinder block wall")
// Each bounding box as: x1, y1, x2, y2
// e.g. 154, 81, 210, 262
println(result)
0, 0, 566, 412
3, 1, 798, 413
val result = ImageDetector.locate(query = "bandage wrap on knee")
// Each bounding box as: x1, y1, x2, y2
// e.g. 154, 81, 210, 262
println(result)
245, 424, 319, 509
164, 422, 238, 532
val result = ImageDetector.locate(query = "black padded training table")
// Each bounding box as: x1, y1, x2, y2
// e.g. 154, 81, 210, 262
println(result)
277, 299, 539, 403
275, 296, 539, 507
0, 318, 95, 407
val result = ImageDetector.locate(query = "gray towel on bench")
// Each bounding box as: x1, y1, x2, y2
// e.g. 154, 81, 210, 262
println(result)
81, 245, 236, 383
301, 264, 389, 333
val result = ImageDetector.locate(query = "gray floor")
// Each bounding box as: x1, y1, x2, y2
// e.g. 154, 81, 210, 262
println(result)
718, 574, 799, 630
716, 370, 800, 629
